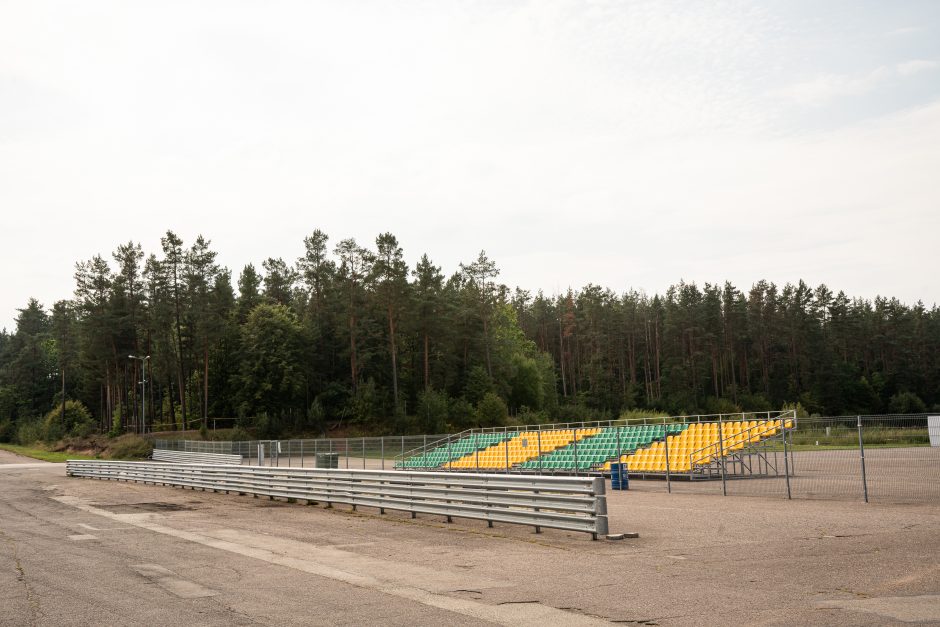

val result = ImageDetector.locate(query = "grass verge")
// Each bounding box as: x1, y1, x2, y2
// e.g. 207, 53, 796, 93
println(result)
0, 443, 100, 462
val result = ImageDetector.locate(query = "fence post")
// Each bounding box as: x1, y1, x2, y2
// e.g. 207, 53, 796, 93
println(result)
788, 413, 796, 475
381, 437, 385, 470
616, 424, 622, 472
537, 426, 543, 476
504, 435, 510, 474
573, 427, 579, 477
447, 434, 452, 471
300, 440, 303, 468
858, 416, 869, 503
475, 433, 480, 472
781, 419, 792, 500
345, 439, 349, 469
717, 415, 727, 496
663, 418, 671, 494
362, 437, 366, 469
423, 434, 428, 469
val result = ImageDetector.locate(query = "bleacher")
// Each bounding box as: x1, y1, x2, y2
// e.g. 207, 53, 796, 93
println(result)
602, 419, 791, 473
395, 415, 795, 476
448, 428, 600, 469
396, 431, 515, 469
518, 424, 687, 471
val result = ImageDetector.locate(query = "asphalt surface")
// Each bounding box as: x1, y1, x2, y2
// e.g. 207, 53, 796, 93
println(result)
1, 448, 939, 626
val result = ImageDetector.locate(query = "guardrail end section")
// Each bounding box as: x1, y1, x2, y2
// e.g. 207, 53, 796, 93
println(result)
591, 476, 609, 537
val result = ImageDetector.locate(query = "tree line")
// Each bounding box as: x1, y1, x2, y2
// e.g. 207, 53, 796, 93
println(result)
1, 229, 937, 442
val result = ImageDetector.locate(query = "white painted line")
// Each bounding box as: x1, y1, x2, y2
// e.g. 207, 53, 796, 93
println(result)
77, 523, 133, 532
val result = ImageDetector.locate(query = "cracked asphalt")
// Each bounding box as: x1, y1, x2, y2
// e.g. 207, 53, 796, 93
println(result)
1, 448, 938, 626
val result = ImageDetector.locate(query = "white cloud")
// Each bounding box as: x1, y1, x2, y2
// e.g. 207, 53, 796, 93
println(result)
771, 68, 891, 107
773, 60, 938, 107
897, 59, 939, 76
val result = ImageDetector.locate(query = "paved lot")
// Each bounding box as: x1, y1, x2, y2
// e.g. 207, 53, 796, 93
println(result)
1, 448, 939, 626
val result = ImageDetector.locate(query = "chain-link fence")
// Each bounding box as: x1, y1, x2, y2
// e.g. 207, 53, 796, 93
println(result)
634, 414, 939, 503
153, 434, 451, 470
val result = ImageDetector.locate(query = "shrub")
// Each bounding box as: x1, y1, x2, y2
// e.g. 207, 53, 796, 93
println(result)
476, 393, 508, 427
448, 397, 476, 431
41, 400, 95, 442
16, 418, 44, 446
888, 391, 927, 414
108, 435, 152, 459
417, 389, 449, 433
0, 419, 14, 443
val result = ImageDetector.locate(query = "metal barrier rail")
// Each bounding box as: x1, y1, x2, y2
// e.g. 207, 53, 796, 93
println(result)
151, 450, 243, 465
66, 461, 609, 539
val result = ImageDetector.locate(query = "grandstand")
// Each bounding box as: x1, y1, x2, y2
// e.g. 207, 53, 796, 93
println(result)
397, 431, 515, 468
395, 412, 796, 480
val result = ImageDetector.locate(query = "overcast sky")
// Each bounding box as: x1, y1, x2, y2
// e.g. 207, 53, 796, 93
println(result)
1, 0, 939, 331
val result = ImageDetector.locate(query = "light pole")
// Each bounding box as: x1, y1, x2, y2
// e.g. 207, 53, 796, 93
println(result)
129, 355, 150, 434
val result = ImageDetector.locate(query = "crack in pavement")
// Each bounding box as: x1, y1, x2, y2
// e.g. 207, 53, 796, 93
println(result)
0, 527, 42, 627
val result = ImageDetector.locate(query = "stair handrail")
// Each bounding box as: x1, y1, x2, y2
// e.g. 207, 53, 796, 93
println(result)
688, 411, 797, 471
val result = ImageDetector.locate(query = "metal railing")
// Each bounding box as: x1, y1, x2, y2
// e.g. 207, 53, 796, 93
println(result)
153, 434, 452, 469
65, 460, 609, 539
151, 450, 243, 465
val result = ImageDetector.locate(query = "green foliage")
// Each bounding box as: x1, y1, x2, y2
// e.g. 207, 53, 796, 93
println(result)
42, 400, 95, 442
448, 397, 476, 431
416, 388, 449, 433
0, 419, 13, 443
618, 409, 670, 423
15, 419, 44, 446
888, 391, 927, 414
781, 401, 810, 419
2, 229, 939, 443
463, 366, 494, 406
344, 378, 382, 424
507, 355, 544, 412
108, 407, 122, 438
108, 434, 152, 459
476, 392, 508, 427
237, 303, 305, 425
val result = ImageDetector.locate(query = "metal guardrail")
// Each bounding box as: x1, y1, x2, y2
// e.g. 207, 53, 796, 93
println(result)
151, 450, 243, 465
65, 461, 610, 539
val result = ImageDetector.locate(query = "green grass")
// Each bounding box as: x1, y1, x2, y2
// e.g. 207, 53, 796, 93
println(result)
0, 443, 101, 463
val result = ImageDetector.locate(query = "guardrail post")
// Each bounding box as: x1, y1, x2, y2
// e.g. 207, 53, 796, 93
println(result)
858, 416, 869, 503
592, 476, 608, 540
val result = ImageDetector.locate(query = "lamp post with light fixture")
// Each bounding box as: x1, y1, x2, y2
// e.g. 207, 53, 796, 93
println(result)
128, 355, 150, 434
